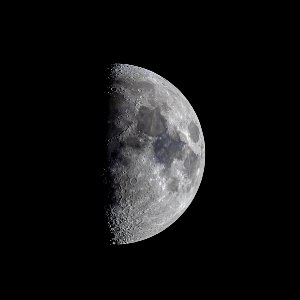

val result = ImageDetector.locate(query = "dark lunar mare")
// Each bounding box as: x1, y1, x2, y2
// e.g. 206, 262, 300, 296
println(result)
136, 105, 186, 171
153, 132, 185, 169
137, 106, 167, 136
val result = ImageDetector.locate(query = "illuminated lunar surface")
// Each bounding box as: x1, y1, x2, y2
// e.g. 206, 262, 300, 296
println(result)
102, 64, 205, 245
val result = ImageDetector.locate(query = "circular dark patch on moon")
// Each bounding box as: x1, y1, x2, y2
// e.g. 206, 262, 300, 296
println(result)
188, 121, 200, 143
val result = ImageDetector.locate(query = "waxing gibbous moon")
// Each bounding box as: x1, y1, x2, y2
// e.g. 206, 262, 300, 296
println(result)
102, 63, 205, 245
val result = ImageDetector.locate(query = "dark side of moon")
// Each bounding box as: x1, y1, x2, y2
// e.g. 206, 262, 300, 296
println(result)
102, 64, 205, 245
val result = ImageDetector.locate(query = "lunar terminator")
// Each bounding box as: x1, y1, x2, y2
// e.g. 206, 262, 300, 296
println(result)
102, 64, 205, 245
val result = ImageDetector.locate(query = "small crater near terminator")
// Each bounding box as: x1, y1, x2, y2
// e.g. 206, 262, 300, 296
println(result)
130, 177, 138, 185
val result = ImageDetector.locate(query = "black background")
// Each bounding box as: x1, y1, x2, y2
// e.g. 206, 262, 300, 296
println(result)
4, 3, 288, 292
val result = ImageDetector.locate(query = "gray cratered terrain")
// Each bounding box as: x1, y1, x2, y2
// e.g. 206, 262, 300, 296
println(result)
102, 63, 205, 245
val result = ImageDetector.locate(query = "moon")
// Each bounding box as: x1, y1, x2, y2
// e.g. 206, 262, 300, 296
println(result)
102, 63, 205, 245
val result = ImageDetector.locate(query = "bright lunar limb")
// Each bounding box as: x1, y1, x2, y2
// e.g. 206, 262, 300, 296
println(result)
102, 64, 205, 245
